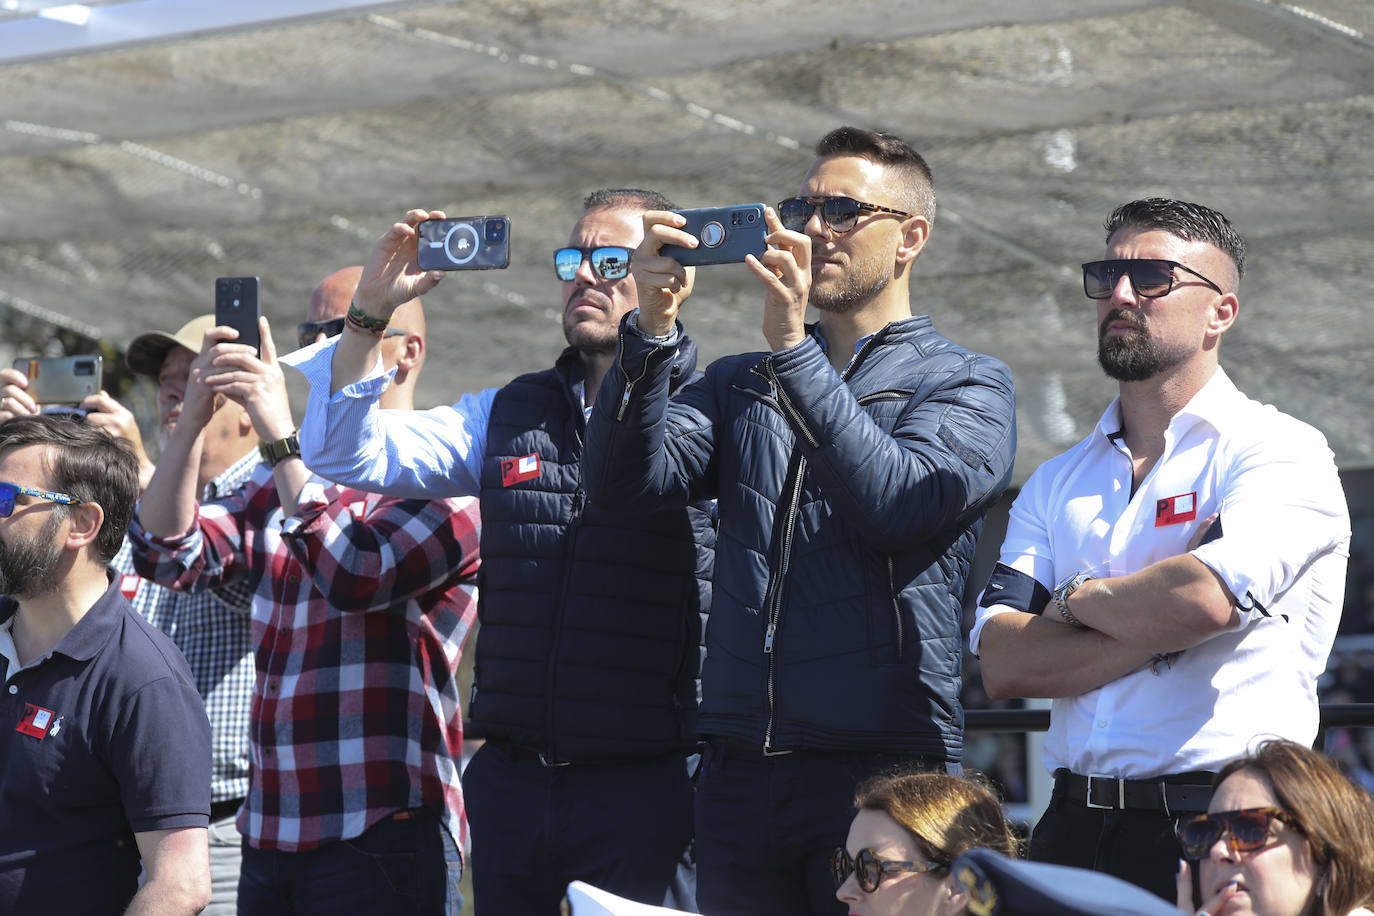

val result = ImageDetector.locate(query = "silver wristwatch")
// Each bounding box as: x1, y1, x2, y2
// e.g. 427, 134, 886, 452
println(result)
1052, 571, 1093, 629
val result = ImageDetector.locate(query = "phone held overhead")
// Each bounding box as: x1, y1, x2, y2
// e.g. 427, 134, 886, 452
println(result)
12, 355, 103, 406
659, 204, 768, 267
416, 216, 512, 271
215, 275, 262, 354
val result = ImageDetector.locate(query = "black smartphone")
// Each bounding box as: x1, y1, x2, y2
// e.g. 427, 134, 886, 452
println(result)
416, 216, 511, 271
215, 276, 261, 355
660, 204, 767, 267
12, 355, 103, 405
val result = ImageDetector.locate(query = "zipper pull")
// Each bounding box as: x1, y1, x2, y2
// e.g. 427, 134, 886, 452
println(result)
616, 383, 634, 421
764, 623, 776, 653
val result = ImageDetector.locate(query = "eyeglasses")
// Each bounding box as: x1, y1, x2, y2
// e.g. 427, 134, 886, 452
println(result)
1081, 258, 1224, 300
296, 319, 411, 350
776, 196, 912, 235
0, 481, 82, 518
554, 246, 632, 281
830, 847, 940, 893
1176, 807, 1296, 860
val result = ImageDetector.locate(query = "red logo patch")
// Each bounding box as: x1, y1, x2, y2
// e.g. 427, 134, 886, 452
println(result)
1155, 492, 1198, 527
16, 703, 56, 739
501, 454, 541, 487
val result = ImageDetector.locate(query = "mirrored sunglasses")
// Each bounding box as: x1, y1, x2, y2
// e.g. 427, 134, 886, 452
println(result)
1176, 807, 1294, 860
553, 246, 632, 281
0, 481, 82, 518
830, 847, 939, 893
1081, 258, 1223, 300
776, 196, 912, 234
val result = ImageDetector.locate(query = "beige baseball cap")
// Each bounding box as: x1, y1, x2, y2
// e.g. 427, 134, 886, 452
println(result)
125, 314, 216, 378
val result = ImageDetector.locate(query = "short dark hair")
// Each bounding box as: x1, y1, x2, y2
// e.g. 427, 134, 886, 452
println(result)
583, 188, 678, 213
814, 126, 936, 223
0, 414, 139, 563
1104, 197, 1246, 284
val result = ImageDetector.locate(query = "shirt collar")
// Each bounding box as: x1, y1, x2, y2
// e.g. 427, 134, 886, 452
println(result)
1095, 367, 1235, 441
206, 449, 264, 501
0, 574, 125, 673
811, 327, 876, 358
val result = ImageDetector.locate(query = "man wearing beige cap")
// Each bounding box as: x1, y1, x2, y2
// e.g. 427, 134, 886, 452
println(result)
117, 315, 263, 916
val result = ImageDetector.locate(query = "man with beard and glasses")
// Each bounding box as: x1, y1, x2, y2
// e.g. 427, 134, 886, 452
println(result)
581, 126, 1017, 916
286, 193, 714, 915
0, 414, 212, 916
1, 319, 259, 916
970, 198, 1350, 900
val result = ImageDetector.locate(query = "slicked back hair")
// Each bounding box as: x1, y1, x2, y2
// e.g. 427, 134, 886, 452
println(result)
1104, 197, 1246, 286
0, 413, 139, 564
815, 126, 936, 224
583, 188, 678, 214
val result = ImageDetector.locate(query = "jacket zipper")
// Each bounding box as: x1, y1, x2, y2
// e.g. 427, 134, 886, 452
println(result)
615, 330, 660, 422
762, 448, 806, 753
757, 333, 890, 751
887, 554, 903, 659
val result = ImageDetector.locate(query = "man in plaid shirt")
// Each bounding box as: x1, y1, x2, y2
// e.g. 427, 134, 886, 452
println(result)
129, 271, 479, 915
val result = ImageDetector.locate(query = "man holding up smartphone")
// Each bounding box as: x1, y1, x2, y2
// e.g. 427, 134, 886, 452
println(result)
284, 191, 713, 915
581, 127, 1018, 916
129, 272, 480, 915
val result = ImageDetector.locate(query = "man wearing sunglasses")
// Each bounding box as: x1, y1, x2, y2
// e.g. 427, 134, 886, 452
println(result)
0, 414, 213, 915
286, 191, 713, 915
130, 270, 480, 915
582, 126, 1017, 916
971, 198, 1349, 900
0, 314, 263, 915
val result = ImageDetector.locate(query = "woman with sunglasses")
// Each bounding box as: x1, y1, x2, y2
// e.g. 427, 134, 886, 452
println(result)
833, 771, 1016, 915
1176, 739, 1374, 916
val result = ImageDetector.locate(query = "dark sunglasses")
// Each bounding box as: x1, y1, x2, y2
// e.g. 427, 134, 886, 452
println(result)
553, 246, 632, 281
830, 847, 940, 893
777, 196, 912, 234
296, 319, 411, 350
1081, 258, 1224, 300
0, 481, 82, 518
1176, 807, 1295, 860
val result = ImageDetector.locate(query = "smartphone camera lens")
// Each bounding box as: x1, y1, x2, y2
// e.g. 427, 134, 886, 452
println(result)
485, 219, 506, 244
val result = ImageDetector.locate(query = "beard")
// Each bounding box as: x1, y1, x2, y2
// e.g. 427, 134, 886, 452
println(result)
1097, 310, 1190, 382
0, 511, 66, 599
562, 289, 619, 355
810, 251, 892, 314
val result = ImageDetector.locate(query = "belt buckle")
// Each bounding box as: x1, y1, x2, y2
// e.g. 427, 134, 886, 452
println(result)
1085, 773, 1125, 810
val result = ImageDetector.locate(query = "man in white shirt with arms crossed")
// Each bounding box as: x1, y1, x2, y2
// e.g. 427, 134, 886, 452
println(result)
971, 198, 1349, 900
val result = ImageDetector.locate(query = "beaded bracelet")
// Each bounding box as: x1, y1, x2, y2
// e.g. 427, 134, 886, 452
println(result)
345, 302, 390, 337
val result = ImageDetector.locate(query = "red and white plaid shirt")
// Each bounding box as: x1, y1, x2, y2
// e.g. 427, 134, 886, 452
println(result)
128, 465, 479, 853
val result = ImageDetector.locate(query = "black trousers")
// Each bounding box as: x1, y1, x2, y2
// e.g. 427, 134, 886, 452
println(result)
1028, 779, 1193, 902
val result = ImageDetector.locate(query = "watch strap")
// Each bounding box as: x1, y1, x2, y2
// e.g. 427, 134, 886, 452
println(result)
259, 432, 301, 468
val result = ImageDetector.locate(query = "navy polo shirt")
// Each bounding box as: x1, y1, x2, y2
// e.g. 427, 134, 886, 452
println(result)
0, 575, 211, 916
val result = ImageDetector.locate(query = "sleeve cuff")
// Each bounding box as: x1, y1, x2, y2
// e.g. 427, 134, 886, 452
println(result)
628, 309, 681, 346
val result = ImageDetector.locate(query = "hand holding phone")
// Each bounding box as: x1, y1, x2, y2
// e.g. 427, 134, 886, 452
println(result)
215, 276, 262, 354
659, 204, 767, 267
416, 216, 511, 271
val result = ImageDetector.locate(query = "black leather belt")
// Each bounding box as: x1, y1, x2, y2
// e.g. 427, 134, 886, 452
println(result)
1055, 769, 1213, 814
209, 798, 244, 822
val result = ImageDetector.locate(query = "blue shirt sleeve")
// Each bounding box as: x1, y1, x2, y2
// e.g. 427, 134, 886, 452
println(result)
281, 337, 496, 498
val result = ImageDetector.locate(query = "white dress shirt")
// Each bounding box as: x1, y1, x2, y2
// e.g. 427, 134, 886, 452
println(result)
971, 369, 1350, 778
